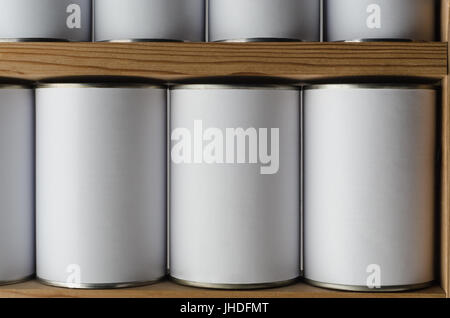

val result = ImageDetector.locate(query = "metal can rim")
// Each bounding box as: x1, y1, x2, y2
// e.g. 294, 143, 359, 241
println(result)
334, 38, 415, 43
170, 276, 299, 290
304, 84, 438, 91
96, 39, 188, 43
170, 84, 300, 90
0, 275, 35, 286
304, 278, 435, 293
37, 276, 166, 290
212, 38, 306, 43
0, 38, 70, 42
36, 83, 167, 89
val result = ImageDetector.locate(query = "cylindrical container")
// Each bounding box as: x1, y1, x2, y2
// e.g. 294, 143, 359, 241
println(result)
0, 0, 91, 41
0, 84, 35, 285
94, 0, 205, 42
170, 84, 301, 289
303, 84, 436, 292
324, 0, 436, 42
36, 83, 167, 289
208, 0, 320, 42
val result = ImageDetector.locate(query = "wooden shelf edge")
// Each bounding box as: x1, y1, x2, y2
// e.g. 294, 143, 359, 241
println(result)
0, 42, 447, 81
0, 280, 445, 299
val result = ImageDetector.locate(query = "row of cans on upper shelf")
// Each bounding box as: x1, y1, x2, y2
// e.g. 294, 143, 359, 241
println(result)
0, 0, 440, 42
0, 82, 437, 292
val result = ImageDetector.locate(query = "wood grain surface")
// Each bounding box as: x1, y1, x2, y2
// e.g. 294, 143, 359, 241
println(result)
0, 280, 445, 299
441, 0, 450, 298
0, 42, 447, 81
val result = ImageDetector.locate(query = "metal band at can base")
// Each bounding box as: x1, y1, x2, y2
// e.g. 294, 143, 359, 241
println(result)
209, 0, 319, 42
304, 279, 434, 293
0, 275, 35, 287
0, 38, 69, 42
98, 39, 186, 43
37, 276, 166, 290
213, 38, 304, 43
323, 0, 435, 42
170, 277, 299, 290
341, 38, 413, 43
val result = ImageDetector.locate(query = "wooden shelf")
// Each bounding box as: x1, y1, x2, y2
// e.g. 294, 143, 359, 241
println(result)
0, 39, 449, 298
0, 42, 447, 81
0, 280, 445, 298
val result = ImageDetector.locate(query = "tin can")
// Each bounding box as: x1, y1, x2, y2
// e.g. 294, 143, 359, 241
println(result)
170, 84, 301, 289
36, 83, 167, 289
208, 0, 320, 42
324, 0, 436, 42
303, 84, 436, 292
0, 0, 92, 42
94, 0, 205, 42
0, 85, 35, 286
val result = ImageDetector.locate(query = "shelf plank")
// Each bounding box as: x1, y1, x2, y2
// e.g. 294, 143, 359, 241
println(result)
0, 280, 445, 298
0, 42, 447, 81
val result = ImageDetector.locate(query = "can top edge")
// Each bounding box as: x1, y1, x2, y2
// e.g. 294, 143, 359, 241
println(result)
170, 84, 300, 90
37, 83, 167, 89
341, 38, 414, 43
0, 84, 32, 89
304, 84, 439, 90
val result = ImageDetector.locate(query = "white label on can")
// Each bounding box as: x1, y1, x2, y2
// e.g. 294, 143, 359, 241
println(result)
366, 4, 381, 29
171, 120, 280, 175
66, 4, 82, 29
366, 264, 382, 289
